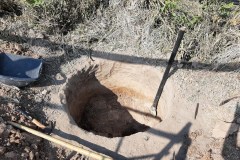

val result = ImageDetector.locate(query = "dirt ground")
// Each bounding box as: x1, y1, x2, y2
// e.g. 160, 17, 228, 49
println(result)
0, 40, 239, 159
0, 0, 240, 159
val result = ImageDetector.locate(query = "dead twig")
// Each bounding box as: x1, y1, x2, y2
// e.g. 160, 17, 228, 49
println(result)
219, 96, 240, 106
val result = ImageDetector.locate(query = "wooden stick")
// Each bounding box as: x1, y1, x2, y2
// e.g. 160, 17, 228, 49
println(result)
8, 121, 112, 160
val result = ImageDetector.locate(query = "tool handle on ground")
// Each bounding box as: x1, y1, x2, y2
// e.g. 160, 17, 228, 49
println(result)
32, 119, 46, 129
8, 121, 112, 160
152, 27, 186, 114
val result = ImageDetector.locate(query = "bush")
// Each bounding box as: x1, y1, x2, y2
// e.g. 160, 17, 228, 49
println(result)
29, 0, 108, 35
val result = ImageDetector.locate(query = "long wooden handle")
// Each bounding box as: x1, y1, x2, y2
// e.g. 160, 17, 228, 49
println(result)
8, 121, 112, 160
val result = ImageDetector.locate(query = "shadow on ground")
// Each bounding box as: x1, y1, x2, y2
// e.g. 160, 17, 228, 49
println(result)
222, 102, 240, 160
0, 30, 238, 89
53, 122, 192, 160
126, 123, 192, 160
0, 30, 239, 87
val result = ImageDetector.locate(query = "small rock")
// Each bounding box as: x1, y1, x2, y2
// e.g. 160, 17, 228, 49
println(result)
6, 141, 11, 146
9, 137, 15, 143
35, 96, 42, 103
18, 115, 26, 123
41, 89, 48, 95
15, 131, 21, 138
0, 123, 6, 136
0, 146, 6, 155
15, 44, 23, 51
4, 151, 17, 159
10, 133, 15, 138
31, 143, 38, 150
24, 146, 31, 153
11, 116, 17, 122
14, 139, 20, 144
9, 137, 20, 144
36, 33, 44, 39
7, 103, 15, 108
35, 152, 39, 160
143, 135, 149, 141
29, 151, 34, 160
56, 73, 64, 81
21, 152, 28, 158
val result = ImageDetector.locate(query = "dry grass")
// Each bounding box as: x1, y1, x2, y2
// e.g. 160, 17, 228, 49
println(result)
0, 0, 22, 17
23, 0, 107, 35
0, 0, 239, 65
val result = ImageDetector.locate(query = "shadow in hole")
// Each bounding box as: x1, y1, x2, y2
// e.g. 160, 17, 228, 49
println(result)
124, 106, 162, 121
65, 66, 150, 138
127, 122, 192, 160
222, 102, 240, 160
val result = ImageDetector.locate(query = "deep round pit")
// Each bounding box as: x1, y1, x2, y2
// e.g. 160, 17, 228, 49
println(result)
64, 62, 172, 138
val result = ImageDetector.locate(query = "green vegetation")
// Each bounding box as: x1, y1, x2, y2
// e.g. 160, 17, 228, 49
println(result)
158, 0, 202, 29
219, 2, 235, 18
147, 0, 239, 61
25, 0, 44, 6
155, 0, 236, 29
0, 0, 239, 63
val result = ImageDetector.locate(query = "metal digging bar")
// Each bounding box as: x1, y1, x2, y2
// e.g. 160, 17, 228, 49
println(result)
150, 27, 186, 116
